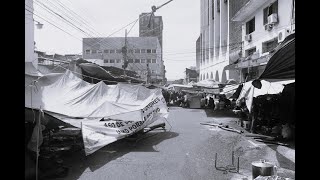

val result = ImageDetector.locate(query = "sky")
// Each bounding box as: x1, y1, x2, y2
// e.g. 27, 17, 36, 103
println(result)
33, 0, 200, 80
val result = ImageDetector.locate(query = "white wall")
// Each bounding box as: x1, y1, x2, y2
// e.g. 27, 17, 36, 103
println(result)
25, 0, 37, 68
242, 0, 293, 56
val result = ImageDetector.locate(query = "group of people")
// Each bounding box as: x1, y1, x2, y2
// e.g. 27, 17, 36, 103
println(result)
162, 90, 190, 107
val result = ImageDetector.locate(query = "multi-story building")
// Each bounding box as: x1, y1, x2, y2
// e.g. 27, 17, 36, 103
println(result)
139, 13, 166, 83
184, 67, 199, 85
232, 0, 295, 82
196, 35, 201, 81
25, 0, 38, 69
198, 0, 295, 83
199, 0, 236, 83
82, 37, 166, 84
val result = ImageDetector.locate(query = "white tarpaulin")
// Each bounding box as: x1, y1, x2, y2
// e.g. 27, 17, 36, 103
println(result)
237, 80, 295, 112
25, 70, 169, 155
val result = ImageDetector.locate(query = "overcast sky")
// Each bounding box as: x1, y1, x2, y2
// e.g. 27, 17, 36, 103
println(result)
34, 0, 200, 80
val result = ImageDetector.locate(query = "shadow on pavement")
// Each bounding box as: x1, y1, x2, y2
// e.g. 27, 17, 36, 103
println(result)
52, 131, 179, 180
204, 109, 238, 118
266, 144, 295, 172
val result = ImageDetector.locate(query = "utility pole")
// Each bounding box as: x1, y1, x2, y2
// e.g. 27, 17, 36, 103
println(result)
122, 29, 128, 76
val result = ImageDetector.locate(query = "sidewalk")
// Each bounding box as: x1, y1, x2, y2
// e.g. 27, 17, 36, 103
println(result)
201, 109, 295, 179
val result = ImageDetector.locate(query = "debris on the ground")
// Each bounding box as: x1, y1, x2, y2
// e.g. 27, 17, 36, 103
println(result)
200, 122, 244, 134
254, 139, 290, 147
215, 151, 240, 174
254, 175, 293, 180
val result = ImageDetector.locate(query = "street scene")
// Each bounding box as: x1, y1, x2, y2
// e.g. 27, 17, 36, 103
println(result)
25, 0, 295, 180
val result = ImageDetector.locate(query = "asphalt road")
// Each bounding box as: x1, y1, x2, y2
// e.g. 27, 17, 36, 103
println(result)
53, 107, 295, 180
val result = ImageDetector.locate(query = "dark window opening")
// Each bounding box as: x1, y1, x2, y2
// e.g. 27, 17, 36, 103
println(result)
263, 0, 278, 25
246, 47, 256, 57
109, 50, 115, 53
110, 59, 115, 63
246, 17, 255, 34
212, 0, 214, 19
147, 49, 151, 53
147, 59, 151, 63
135, 59, 140, 63
262, 39, 278, 53
128, 59, 133, 63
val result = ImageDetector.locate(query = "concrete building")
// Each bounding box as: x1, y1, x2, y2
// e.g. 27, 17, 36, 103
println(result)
198, 0, 295, 83
184, 67, 199, 85
232, 0, 295, 81
82, 37, 165, 84
196, 35, 201, 81
199, 0, 236, 83
139, 13, 166, 83
25, 0, 38, 69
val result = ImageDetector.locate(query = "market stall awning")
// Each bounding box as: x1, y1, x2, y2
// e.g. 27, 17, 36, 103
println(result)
259, 33, 295, 80
194, 79, 220, 88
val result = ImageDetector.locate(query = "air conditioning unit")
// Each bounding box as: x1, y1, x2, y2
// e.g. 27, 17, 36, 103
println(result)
278, 29, 291, 43
245, 34, 252, 42
264, 24, 273, 31
268, 13, 278, 24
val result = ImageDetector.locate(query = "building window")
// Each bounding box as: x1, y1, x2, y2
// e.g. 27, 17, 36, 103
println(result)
141, 49, 146, 53
263, 0, 278, 25
141, 59, 146, 63
104, 49, 109, 53
110, 50, 115, 53
135, 49, 140, 53
152, 59, 156, 63
245, 47, 256, 57
147, 59, 151, 63
85, 50, 91, 54
147, 49, 151, 53
116, 49, 122, 53
97, 50, 102, 54
262, 39, 278, 53
91, 50, 97, 54
246, 17, 255, 34
152, 49, 156, 53
104, 59, 109, 63
135, 59, 140, 63
116, 59, 121, 63
128, 49, 133, 53
110, 59, 115, 63
128, 59, 133, 63
212, 0, 214, 19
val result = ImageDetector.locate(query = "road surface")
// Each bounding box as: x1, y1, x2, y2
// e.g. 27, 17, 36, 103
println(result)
52, 107, 295, 180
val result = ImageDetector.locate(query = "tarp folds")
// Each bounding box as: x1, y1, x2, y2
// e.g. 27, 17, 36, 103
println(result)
194, 79, 220, 88
25, 70, 169, 155
237, 80, 295, 112
259, 33, 295, 80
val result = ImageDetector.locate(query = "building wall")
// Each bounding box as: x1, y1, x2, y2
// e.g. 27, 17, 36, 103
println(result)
139, 13, 163, 49
83, 37, 164, 84
25, 0, 38, 69
196, 36, 201, 75
199, 0, 232, 83
241, 0, 294, 57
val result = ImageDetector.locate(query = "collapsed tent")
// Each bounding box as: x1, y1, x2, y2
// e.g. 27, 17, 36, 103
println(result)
259, 33, 295, 80
221, 84, 239, 99
237, 80, 295, 112
79, 63, 144, 84
25, 70, 168, 155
